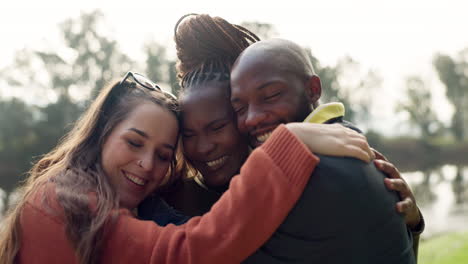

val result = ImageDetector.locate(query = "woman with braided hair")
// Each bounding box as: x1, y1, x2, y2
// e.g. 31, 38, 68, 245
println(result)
138, 14, 261, 218
140, 14, 258, 217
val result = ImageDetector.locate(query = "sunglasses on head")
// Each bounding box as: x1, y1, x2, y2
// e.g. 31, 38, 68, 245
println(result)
120, 71, 177, 99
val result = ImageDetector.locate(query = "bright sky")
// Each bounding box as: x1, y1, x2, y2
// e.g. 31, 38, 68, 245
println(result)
1, 0, 467, 135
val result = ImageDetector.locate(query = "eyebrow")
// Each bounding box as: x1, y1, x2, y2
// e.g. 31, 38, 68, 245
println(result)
128, 128, 176, 151
183, 116, 229, 131
256, 80, 283, 91
207, 117, 230, 127
128, 128, 148, 138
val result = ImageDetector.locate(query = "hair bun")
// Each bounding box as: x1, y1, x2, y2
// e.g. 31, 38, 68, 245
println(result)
174, 13, 259, 79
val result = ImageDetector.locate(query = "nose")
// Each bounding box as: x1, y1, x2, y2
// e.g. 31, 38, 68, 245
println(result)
196, 134, 216, 157
139, 152, 154, 172
244, 105, 268, 130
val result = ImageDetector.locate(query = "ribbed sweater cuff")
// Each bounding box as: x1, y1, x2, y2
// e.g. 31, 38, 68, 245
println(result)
260, 124, 319, 189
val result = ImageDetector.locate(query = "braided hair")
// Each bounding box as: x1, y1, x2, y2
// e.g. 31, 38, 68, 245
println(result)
174, 13, 260, 90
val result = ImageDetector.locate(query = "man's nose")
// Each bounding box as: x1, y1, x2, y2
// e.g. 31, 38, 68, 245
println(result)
244, 105, 267, 129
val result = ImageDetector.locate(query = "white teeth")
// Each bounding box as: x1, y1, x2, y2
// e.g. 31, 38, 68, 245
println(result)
124, 172, 147, 186
206, 156, 228, 168
257, 131, 273, 143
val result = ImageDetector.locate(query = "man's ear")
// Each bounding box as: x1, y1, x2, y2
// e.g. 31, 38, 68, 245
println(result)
305, 75, 322, 105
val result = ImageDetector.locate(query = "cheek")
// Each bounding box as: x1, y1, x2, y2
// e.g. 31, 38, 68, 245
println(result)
101, 139, 134, 176
236, 116, 248, 134
152, 163, 172, 187
101, 139, 117, 176
182, 138, 197, 159
274, 101, 300, 121
220, 127, 243, 149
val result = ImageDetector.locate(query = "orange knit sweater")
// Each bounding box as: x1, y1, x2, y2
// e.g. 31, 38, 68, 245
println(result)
17, 125, 319, 264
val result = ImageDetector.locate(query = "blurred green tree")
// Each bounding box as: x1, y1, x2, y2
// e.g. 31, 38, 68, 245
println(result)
308, 51, 381, 125
0, 99, 37, 193
396, 76, 443, 138
143, 40, 181, 95
144, 40, 168, 83
2, 10, 133, 105
433, 49, 468, 142
59, 10, 134, 98
240, 21, 278, 40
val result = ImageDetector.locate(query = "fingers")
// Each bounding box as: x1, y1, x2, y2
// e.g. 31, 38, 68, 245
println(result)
395, 198, 414, 214
346, 145, 372, 163
340, 127, 374, 162
395, 197, 422, 228
371, 148, 388, 161
384, 178, 410, 197
348, 135, 374, 161
374, 159, 401, 179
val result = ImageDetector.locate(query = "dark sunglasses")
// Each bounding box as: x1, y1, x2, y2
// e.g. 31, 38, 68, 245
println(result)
120, 71, 176, 99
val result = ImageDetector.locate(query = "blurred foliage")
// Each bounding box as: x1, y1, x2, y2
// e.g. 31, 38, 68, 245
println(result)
240, 21, 279, 40
308, 51, 381, 126
2, 10, 133, 102
434, 49, 468, 142
396, 76, 444, 138
0, 99, 37, 192
143, 40, 181, 95
366, 129, 468, 173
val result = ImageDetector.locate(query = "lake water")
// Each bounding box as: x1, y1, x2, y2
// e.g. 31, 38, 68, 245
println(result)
1, 164, 467, 238
402, 165, 468, 238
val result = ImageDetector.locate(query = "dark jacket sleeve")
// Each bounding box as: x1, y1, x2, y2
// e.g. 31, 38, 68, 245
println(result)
410, 209, 425, 263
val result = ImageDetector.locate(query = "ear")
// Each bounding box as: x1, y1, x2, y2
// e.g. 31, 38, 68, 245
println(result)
304, 75, 321, 105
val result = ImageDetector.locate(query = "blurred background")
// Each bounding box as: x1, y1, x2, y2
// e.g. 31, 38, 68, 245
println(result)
0, 0, 467, 262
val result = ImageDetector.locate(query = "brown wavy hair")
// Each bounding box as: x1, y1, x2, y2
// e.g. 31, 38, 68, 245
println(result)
0, 79, 180, 264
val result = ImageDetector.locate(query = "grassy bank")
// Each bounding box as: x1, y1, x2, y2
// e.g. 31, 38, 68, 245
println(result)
419, 232, 468, 264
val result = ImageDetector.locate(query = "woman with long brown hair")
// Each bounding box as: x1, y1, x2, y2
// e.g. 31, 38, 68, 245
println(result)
0, 71, 373, 264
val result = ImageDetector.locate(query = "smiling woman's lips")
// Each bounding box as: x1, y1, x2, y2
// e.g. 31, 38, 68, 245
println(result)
123, 171, 148, 187
205, 155, 229, 171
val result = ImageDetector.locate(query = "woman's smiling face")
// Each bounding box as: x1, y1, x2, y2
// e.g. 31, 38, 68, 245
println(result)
181, 81, 249, 189
101, 102, 179, 210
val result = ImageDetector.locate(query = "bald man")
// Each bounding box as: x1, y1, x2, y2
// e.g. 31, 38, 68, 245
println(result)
230, 39, 421, 264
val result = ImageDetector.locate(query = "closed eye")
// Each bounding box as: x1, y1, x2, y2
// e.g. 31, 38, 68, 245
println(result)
127, 140, 142, 148
182, 132, 195, 138
158, 154, 171, 162
234, 106, 246, 116
265, 92, 281, 101
212, 123, 227, 131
